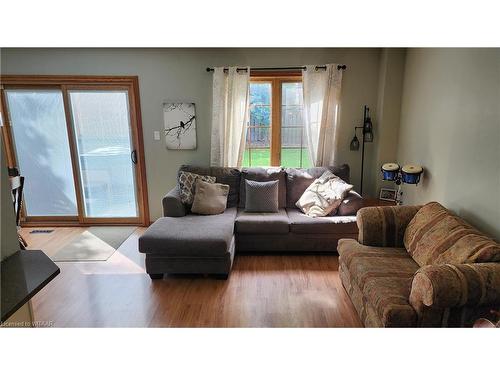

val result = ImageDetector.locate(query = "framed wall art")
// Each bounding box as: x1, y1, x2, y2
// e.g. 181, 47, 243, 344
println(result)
163, 102, 197, 150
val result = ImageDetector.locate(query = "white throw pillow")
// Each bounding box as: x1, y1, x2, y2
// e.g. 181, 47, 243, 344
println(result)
296, 171, 353, 217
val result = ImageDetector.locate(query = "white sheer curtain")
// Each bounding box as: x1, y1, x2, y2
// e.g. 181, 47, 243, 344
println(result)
210, 66, 250, 167
302, 64, 343, 166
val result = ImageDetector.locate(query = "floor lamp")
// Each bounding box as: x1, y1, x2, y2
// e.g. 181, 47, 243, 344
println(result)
349, 105, 373, 195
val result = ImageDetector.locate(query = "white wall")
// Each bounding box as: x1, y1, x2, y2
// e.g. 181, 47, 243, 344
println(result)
367, 48, 406, 195
397, 48, 500, 240
1, 48, 391, 220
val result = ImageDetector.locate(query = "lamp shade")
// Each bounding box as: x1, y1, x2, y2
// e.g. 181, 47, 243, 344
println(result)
363, 116, 373, 142
350, 134, 360, 150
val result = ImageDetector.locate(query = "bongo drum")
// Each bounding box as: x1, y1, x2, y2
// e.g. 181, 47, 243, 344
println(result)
401, 164, 423, 185
381, 163, 400, 181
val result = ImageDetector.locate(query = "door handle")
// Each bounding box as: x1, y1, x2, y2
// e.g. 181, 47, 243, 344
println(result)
131, 150, 138, 164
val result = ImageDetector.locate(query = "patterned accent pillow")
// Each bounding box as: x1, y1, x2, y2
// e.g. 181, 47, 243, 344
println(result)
244, 180, 279, 213
178, 171, 216, 205
404, 202, 500, 267
296, 171, 353, 217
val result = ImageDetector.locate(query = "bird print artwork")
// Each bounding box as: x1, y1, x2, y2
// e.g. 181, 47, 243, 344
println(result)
164, 103, 197, 149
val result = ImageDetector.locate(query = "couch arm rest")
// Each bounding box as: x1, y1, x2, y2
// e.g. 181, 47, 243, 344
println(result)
357, 205, 421, 247
162, 186, 186, 217
410, 263, 500, 309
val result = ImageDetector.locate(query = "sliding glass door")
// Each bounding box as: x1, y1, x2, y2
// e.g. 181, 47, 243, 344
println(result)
1, 76, 148, 226
4, 89, 79, 218
68, 89, 139, 219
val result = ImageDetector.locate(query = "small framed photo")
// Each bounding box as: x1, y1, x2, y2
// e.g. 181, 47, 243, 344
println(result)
379, 188, 397, 202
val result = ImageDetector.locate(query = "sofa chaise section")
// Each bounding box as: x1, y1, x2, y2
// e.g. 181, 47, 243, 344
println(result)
139, 207, 237, 279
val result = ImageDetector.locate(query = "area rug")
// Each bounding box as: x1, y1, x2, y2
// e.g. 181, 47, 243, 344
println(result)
52, 226, 137, 262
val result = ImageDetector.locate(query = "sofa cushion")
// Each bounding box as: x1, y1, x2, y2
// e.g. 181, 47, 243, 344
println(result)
244, 180, 279, 213
286, 208, 357, 234
235, 208, 290, 234
239, 167, 286, 208
179, 165, 241, 207
404, 202, 500, 267
139, 207, 237, 256
338, 239, 419, 327
285, 165, 350, 208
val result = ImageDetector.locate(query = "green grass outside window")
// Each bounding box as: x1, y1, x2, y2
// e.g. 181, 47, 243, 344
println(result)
242, 148, 311, 168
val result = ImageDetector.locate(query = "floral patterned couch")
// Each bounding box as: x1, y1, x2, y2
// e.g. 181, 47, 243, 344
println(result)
338, 202, 500, 327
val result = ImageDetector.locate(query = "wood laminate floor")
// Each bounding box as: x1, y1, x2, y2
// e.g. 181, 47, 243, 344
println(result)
20, 227, 363, 327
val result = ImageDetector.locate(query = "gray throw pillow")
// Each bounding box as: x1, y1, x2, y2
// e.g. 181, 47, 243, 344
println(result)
245, 180, 279, 213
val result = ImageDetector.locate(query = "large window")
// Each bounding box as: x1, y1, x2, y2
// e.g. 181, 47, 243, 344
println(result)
242, 74, 311, 168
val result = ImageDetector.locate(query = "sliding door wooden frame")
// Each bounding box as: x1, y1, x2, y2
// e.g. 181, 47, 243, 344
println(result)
0, 87, 15, 167
0, 75, 150, 226
250, 72, 302, 166
61, 84, 85, 224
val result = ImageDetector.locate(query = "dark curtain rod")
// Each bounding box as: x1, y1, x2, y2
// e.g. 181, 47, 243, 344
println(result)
206, 65, 347, 73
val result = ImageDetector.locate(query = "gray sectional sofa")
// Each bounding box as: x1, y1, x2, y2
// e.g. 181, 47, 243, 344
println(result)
139, 164, 364, 279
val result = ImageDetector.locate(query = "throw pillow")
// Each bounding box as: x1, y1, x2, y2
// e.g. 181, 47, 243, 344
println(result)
239, 167, 286, 208
178, 171, 216, 205
404, 202, 500, 267
179, 165, 241, 207
296, 171, 353, 217
244, 180, 279, 213
285, 165, 351, 208
336, 191, 364, 216
191, 180, 230, 215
